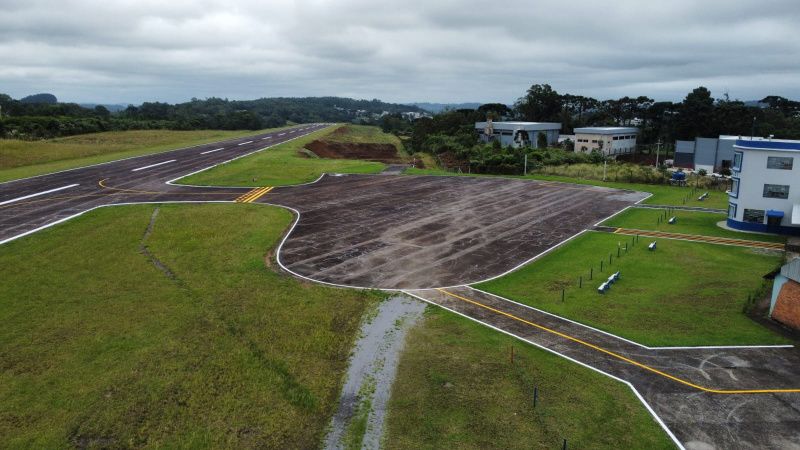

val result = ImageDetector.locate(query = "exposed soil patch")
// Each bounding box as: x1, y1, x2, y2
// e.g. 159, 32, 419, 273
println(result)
305, 140, 402, 163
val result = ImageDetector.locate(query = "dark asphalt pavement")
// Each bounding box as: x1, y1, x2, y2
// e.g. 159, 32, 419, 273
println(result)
0, 124, 328, 243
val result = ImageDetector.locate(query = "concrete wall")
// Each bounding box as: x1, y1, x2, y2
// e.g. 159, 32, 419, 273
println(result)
574, 132, 637, 156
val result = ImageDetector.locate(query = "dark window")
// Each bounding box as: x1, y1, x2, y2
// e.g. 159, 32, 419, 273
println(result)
733, 152, 743, 170
728, 203, 737, 219
613, 136, 619, 140
730, 178, 739, 197
763, 184, 790, 199
743, 209, 764, 223
767, 156, 793, 170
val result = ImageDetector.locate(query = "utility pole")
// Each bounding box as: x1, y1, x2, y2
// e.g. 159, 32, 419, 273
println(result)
603, 158, 607, 181
751, 116, 757, 139
655, 139, 662, 168
524, 153, 528, 176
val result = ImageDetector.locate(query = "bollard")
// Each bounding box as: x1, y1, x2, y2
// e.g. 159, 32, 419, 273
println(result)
561, 289, 565, 302
609, 253, 612, 264
590, 267, 593, 280
624, 242, 628, 252
534, 386, 538, 408
579, 276, 582, 288
600, 260, 603, 272
562, 439, 568, 450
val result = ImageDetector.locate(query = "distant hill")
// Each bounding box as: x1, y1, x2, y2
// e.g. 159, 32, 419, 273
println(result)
79, 103, 130, 112
406, 102, 482, 113
20, 93, 57, 104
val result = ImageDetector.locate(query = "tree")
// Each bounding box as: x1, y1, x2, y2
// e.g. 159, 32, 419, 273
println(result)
676, 87, 714, 139
477, 103, 511, 120
514, 84, 562, 122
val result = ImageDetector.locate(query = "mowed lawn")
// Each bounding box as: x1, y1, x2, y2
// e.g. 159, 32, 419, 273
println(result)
476, 232, 786, 346
0, 128, 289, 182
403, 168, 730, 209
384, 308, 674, 450
179, 126, 385, 187
603, 207, 786, 243
0, 203, 380, 448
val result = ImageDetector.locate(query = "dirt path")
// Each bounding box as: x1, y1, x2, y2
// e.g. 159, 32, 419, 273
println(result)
323, 295, 426, 450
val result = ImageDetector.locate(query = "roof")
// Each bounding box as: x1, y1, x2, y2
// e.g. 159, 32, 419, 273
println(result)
780, 257, 800, 283
475, 121, 561, 131
734, 138, 800, 152
574, 127, 639, 135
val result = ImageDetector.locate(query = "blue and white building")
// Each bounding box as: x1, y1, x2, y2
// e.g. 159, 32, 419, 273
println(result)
475, 121, 561, 148
727, 138, 800, 235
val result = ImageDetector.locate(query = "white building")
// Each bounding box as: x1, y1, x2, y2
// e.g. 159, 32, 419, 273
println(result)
573, 127, 639, 157
475, 121, 561, 149
727, 138, 800, 235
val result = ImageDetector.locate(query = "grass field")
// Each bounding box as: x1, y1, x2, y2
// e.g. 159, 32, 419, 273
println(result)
475, 232, 786, 346
0, 203, 381, 448
384, 308, 674, 449
603, 208, 786, 243
324, 124, 405, 153
179, 125, 385, 186
0, 128, 290, 183
404, 168, 730, 210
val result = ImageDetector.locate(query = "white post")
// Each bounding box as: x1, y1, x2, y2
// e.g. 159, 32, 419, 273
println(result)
524, 154, 527, 176
655, 140, 662, 168
603, 158, 607, 181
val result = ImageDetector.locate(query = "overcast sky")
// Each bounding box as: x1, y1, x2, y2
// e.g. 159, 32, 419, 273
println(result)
1, 0, 799, 105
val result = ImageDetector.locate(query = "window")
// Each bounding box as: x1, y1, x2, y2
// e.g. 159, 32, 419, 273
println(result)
743, 209, 765, 223
591, 139, 598, 143
729, 178, 739, 198
613, 136, 619, 140
767, 156, 793, 170
728, 203, 737, 219
763, 184, 790, 199
733, 152, 743, 171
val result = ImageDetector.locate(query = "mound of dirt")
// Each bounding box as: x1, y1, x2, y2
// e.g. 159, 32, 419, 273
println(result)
305, 140, 401, 163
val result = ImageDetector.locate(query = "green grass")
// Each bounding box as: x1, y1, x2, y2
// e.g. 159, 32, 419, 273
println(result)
404, 168, 730, 210
0, 128, 291, 183
325, 124, 405, 153
603, 208, 786, 243
179, 126, 385, 187
0, 203, 381, 448
384, 308, 674, 450
475, 232, 786, 346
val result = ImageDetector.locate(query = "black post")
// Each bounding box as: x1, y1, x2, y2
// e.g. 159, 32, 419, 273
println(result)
600, 260, 603, 272
590, 268, 593, 280
562, 439, 567, 450
617, 247, 620, 258
534, 386, 538, 408
579, 276, 582, 288
609, 253, 612, 264
561, 289, 565, 302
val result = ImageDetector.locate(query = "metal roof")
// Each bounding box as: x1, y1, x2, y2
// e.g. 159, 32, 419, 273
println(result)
734, 138, 800, 152
475, 121, 561, 131
574, 127, 639, 135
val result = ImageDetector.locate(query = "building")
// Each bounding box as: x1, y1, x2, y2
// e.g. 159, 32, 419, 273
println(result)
573, 127, 638, 157
727, 138, 800, 235
674, 135, 747, 172
475, 121, 561, 149
769, 257, 800, 330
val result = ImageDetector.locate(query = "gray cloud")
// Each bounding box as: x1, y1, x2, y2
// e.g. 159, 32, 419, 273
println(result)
1, 0, 798, 104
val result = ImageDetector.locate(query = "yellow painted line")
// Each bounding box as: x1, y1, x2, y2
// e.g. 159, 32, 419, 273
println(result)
435, 288, 800, 395
235, 186, 272, 203
611, 227, 784, 250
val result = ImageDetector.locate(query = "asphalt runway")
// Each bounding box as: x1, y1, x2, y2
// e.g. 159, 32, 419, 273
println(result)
0, 124, 328, 243
3, 131, 799, 449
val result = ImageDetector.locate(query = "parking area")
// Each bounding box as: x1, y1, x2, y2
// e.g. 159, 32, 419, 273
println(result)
264, 174, 648, 289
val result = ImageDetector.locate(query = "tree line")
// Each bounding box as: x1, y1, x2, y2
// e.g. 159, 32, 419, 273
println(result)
0, 94, 424, 140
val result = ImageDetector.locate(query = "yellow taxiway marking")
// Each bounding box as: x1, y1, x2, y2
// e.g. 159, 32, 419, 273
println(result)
235, 186, 273, 203
435, 288, 800, 395
612, 227, 784, 250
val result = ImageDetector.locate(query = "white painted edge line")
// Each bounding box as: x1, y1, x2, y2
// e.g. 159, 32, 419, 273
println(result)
401, 290, 685, 450
0, 127, 304, 186
200, 147, 225, 155
166, 125, 332, 189
0, 183, 80, 206
131, 159, 176, 172
0, 200, 234, 246
237, 140, 254, 146
466, 286, 793, 350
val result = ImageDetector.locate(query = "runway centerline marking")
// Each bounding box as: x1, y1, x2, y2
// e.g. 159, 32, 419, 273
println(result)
277, 132, 286, 136
200, 147, 224, 155
131, 160, 176, 172
435, 288, 800, 395
0, 184, 80, 206
261, 136, 272, 140
237, 140, 254, 146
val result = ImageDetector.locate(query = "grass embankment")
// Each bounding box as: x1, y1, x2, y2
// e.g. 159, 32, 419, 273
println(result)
476, 232, 786, 346
384, 308, 674, 449
404, 168, 730, 210
603, 208, 786, 243
0, 128, 290, 183
324, 124, 405, 153
180, 125, 385, 187
0, 203, 381, 448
